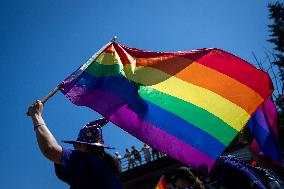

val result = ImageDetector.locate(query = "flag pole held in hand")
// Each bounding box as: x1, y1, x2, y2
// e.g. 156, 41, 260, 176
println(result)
26, 36, 118, 116
27, 86, 60, 116
40, 86, 60, 104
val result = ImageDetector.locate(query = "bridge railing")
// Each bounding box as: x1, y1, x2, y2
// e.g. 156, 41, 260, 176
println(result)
119, 149, 166, 172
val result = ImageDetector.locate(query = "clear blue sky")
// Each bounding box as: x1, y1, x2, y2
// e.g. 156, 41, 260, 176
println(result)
0, 0, 280, 188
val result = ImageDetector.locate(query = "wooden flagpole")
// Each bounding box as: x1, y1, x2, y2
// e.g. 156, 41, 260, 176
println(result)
40, 86, 60, 104
27, 36, 118, 116
26, 86, 60, 116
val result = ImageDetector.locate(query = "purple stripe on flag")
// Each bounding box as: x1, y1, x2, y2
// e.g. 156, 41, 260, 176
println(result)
248, 99, 281, 162
258, 99, 278, 138
108, 105, 215, 174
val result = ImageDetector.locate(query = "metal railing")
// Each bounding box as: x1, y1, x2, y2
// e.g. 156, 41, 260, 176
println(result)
117, 147, 252, 172
117, 149, 167, 172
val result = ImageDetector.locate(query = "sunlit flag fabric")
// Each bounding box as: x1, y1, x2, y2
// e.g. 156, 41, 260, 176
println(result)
60, 42, 273, 174
248, 98, 281, 163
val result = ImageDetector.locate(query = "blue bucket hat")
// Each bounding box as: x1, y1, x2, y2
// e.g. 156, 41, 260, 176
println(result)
62, 118, 114, 149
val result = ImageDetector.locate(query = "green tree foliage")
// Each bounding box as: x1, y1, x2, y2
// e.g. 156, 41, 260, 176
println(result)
268, 2, 284, 115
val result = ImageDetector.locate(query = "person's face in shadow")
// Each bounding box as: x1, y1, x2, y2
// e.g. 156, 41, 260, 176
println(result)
174, 178, 191, 189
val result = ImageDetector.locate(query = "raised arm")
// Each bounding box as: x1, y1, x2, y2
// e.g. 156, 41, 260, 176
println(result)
28, 100, 62, 164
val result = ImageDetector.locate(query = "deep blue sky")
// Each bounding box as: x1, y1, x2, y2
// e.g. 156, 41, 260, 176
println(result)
0, 0, 280, 188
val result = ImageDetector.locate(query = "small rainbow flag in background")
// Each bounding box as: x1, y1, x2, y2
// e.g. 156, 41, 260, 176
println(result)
155, 175, 167, 189
248, 98, 281, 163
60, 42, 273, 174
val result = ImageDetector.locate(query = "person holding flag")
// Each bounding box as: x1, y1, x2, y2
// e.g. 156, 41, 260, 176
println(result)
28, 100, 122, 189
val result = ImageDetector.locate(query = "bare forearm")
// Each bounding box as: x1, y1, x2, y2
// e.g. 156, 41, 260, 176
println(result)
32, 114, 62, 164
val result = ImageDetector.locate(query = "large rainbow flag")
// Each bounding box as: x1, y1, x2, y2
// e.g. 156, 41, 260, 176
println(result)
60, 42, 273, 174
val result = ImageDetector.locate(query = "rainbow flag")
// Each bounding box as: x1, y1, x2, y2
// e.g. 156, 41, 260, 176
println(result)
60, 42, 273, 174
155, 175, 167, 189
248, 98, 281, 162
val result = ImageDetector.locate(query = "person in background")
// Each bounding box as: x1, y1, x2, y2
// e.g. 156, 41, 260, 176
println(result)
114, 152, 122, 173
124, 148, 134, 169
28, 100, 122, 189
167, 166, 205, 189
131, 146, 142, 166
141, 143, 151, 163
152, 148, 160, 160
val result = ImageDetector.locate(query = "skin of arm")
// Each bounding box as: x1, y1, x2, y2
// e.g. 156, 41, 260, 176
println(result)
28, 100, 62, 164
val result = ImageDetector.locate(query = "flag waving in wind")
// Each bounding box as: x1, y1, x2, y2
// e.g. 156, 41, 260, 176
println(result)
248, 98, 281, 163
60, 42, 273, 174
